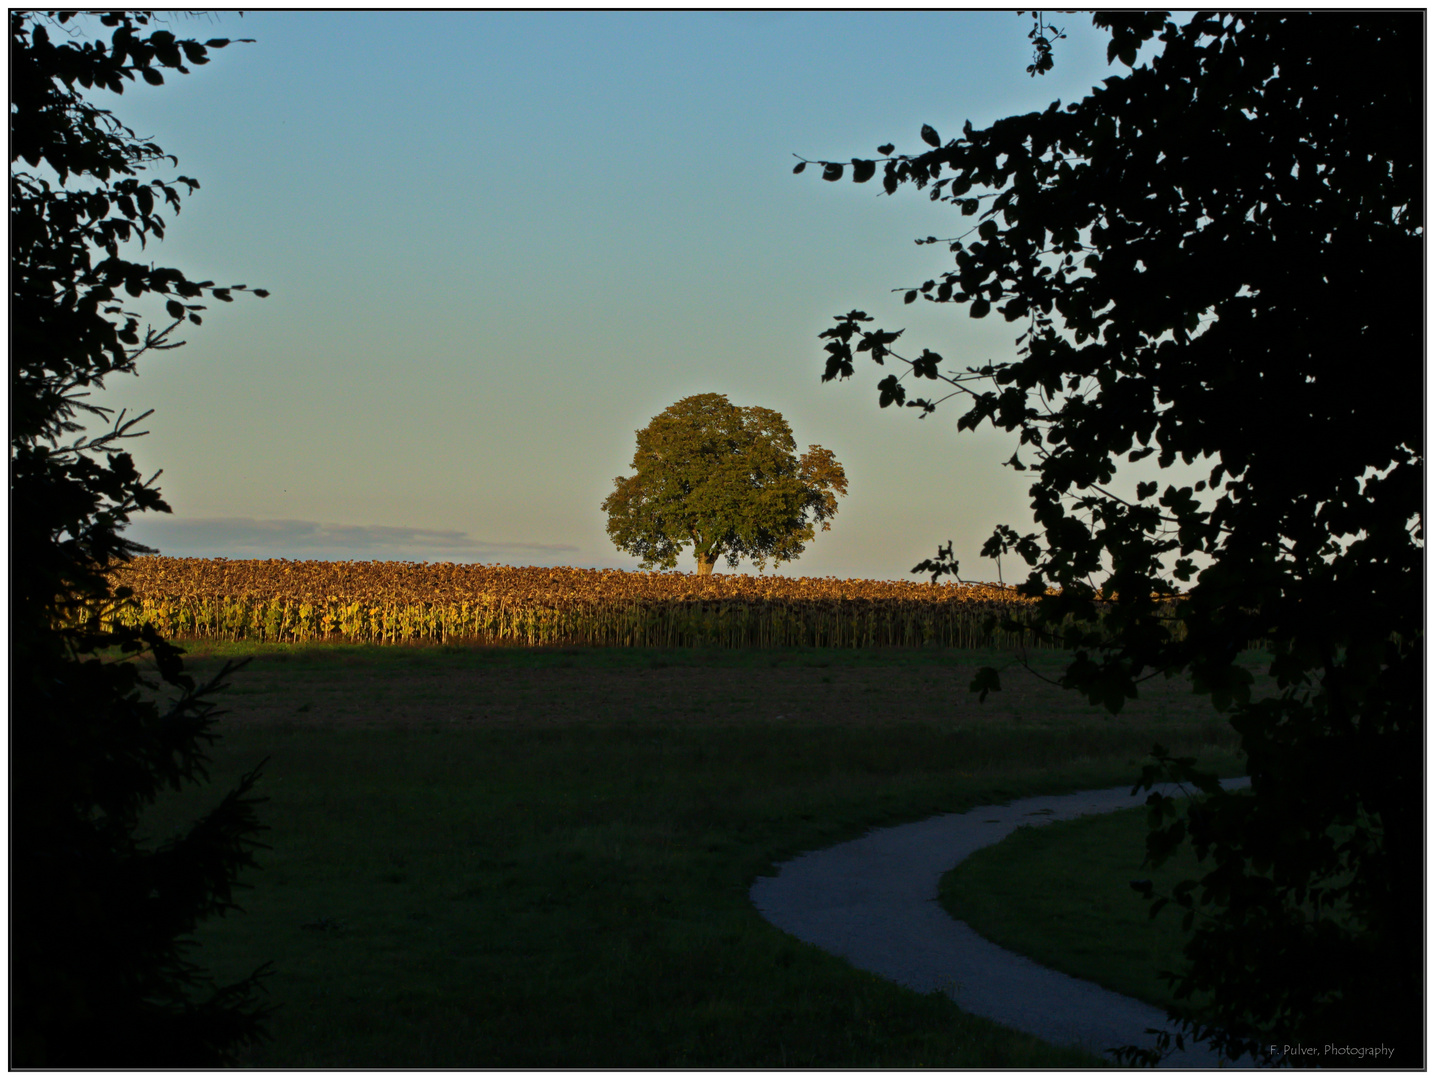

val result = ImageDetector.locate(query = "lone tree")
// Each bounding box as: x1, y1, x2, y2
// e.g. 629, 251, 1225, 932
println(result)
603, 393, 847, 575
799, 11, 1421, 1068
11, 11, 273, 1065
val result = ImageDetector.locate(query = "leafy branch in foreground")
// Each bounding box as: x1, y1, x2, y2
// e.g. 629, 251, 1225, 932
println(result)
12, 10, 274, 1065
800, 11, 1422, 1067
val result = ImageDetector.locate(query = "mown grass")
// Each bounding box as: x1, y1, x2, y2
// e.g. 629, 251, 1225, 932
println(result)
135, 641, 1257, 1067
939, 802, 1212, 1015
940, 783, 1366, 1023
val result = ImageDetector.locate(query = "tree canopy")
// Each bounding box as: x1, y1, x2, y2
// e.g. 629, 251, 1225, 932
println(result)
800, 12, 1422, 1067
11, 11, 272, 1065
603, 393, 847, 575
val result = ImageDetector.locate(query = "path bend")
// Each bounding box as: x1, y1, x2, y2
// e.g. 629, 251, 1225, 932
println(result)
750, 779, 1253, 1068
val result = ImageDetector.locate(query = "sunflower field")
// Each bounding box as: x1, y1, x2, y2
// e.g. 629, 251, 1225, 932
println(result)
79, 557, 1105, 650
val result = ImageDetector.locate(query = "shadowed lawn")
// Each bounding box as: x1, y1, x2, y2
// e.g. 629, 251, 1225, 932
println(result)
939, 802, 1213, 1015
940, 787, 1364, 1022
137, 642, 1257, 1067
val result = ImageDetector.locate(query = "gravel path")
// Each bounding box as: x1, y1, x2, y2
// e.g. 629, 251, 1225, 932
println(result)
750, 779, 1254, 1068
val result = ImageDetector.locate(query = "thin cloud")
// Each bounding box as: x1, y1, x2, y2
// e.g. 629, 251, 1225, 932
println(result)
120, 516, 580, 564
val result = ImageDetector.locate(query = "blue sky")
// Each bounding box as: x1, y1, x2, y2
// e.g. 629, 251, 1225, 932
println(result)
83, 10, 1144, 580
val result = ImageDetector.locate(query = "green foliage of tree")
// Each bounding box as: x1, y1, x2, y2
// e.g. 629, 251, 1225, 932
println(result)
11, 11, 274, 1065
603, 393, 847, 576
799, 11, 1422, 1067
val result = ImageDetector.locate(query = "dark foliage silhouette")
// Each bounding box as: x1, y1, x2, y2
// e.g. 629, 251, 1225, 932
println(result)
11, 11, 274, 1065
798, 12, 1422, 1067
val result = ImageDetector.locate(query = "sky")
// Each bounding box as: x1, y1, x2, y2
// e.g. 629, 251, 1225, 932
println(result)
78, 10, 1157, 582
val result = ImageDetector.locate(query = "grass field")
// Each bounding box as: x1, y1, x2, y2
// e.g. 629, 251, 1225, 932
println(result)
136, 640, 1260, 1067
939, 801, 1212, 1015
941, 779, 1366, 1026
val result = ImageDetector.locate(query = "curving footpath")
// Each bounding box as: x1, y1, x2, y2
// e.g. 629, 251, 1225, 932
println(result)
750, 779, 1254, 1068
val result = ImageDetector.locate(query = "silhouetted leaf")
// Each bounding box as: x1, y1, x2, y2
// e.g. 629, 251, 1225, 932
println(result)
822, 162, 844, 181
876, 374, 905, 408
969, 666, 1001, 702
792, 161, 806, 174
851, 158, 876, 183
920, 124, 940, 147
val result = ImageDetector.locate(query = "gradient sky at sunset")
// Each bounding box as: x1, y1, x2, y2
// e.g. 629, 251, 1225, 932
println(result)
84, 10, 1157, 581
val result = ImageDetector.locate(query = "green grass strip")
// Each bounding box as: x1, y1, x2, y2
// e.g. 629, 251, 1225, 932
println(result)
939, 802, 1209, 1013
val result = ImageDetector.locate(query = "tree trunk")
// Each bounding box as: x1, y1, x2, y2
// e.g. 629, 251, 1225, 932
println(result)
695, 552, 717, 576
